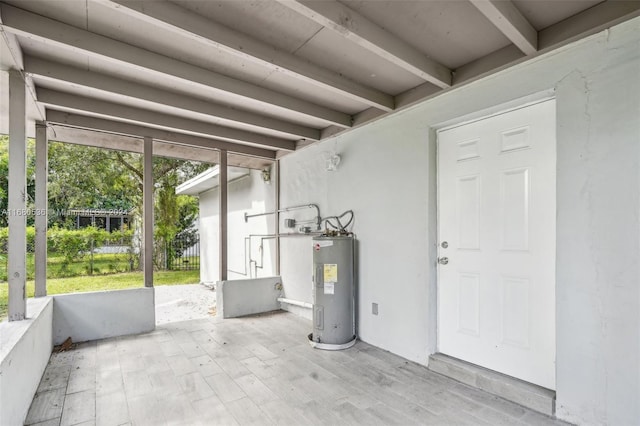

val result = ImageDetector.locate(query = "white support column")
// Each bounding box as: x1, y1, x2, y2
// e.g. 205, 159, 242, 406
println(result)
219, 150, 228, 282
34, 121, 48, 297
143, 137, 154, 287
7, 70, 27, 321
274, 160, 280, 276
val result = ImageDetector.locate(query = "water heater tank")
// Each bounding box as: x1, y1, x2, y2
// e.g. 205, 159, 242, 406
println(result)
309, 235, 356, 350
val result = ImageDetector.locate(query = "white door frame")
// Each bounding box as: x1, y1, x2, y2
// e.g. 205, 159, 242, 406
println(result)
433, 93, 557, 384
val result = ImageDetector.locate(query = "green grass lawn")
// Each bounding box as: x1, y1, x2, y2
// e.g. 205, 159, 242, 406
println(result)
1, 252, 200, 281
0, 269, 200, 321
0, 252, 136, 281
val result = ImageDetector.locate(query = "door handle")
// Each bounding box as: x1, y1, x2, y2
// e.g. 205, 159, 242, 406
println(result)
438, 257, 449, 265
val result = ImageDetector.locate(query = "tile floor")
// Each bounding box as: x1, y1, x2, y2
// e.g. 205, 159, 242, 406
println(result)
25, 311, 566, 426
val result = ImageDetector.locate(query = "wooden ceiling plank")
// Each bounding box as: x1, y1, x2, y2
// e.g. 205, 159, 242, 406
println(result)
275, 0, 452, 88
46, 110, 277, 159
105, 0, 394, 111
24, 56, 320, 141
0, 3, 352, 127
37, 88, 295, 151
470, 0, 538, 55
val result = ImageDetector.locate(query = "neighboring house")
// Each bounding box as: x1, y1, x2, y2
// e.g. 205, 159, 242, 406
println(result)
176, 166, 276, 285
66, 208, 131, 232
65, 208, 134, 255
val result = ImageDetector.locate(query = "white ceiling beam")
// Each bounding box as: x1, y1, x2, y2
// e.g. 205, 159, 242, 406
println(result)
298, 0, 640, 144
47, 125, 273, 170
0, 11, 23, 69
47, 126, 215, 162
275, 0, 452, 88
469, 0, 538, 55
0, 9, 49, 124
538, 0, 640, 49
0, 3, 352, 128
453, 44, 524, 84
103, 0, 394, 112
46, 110, 277, 159
456, 0, 640, 84
24, 56, 319, 141
37, 88, 295, 152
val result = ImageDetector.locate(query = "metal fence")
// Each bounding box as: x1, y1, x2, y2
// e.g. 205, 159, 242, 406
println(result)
0, 229, 200, 280
160, 234, 200, 271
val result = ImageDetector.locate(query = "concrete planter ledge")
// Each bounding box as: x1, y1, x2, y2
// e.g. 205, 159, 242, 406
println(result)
0, 297, 54, 426
0, 288, 156, 425
52, 287, 155, 345
216, 276, 282, 318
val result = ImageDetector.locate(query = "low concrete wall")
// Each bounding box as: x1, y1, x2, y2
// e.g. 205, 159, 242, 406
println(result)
52, 287, 155, 345
0, 297, 53, 426
279, 301, 312, 321
217, 277, 282, 318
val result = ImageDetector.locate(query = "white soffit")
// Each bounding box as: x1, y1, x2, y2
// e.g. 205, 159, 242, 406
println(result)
0, 0, 638, 155
30, 76, 305, 141
342, 0, 512, 69
176, 166, 251, 196
513, 0, 604, 30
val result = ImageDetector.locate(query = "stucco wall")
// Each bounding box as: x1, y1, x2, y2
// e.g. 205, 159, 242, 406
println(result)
52, 288, 155, 345
0, 297, 53, 426
216, 276, 282, 318
279, 19, 640, 425
199, 169, 276, 283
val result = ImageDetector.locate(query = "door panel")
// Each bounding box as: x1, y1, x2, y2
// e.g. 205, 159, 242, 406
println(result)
437, 100, 556, 389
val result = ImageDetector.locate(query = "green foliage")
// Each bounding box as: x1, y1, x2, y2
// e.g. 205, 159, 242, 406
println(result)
176, 195, 199, 239
45, 142, 208, 265
0, 227, 6, 253
156, 171, 180, 242
1, 225, 135, 269
47, 142, 139, 227
0, 226, 37, 253
0, 147, 6, 213
1, 135, 208, 273
27, 226, 35, 251
48, 226, 103, 262
0, 252, 135, 281
0, 135, 37, 227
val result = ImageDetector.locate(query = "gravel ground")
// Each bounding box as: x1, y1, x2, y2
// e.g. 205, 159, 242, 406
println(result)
154, 284, 217, 325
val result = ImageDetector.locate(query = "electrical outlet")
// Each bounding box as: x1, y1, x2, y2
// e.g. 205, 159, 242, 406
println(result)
372, 303, 378, 315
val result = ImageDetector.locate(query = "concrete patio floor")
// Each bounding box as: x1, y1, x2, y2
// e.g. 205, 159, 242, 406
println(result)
154, 284, 217, 325
25, 311, 566, 426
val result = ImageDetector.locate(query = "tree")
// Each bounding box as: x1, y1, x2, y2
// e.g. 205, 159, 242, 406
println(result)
1, 136, 208, 270
0, 135, 36, 227
47, 142, 138, 226
47, 142, 207, 269
0, 142, 7, 227
110, 153, 206, 269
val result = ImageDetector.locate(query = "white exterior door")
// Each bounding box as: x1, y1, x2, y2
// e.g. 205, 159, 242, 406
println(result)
437, 100, 556, 390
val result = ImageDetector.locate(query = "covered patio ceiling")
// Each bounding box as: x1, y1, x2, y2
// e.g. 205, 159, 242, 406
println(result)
0, 0, 638, 166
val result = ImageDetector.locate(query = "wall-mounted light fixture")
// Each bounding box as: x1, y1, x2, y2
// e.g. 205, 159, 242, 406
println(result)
325, 153, 341, 171
261, 168, 271, 183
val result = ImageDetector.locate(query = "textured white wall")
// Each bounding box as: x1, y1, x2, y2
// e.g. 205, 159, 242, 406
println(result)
280, 117, 434, 349
217, 276, 282, 318
554, 36, 640, 425
279, 18, 640, 425
199, 186, 219, 284
52, 288, 155, 345
0, 298, 53, 426
199, 170, 276, 284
